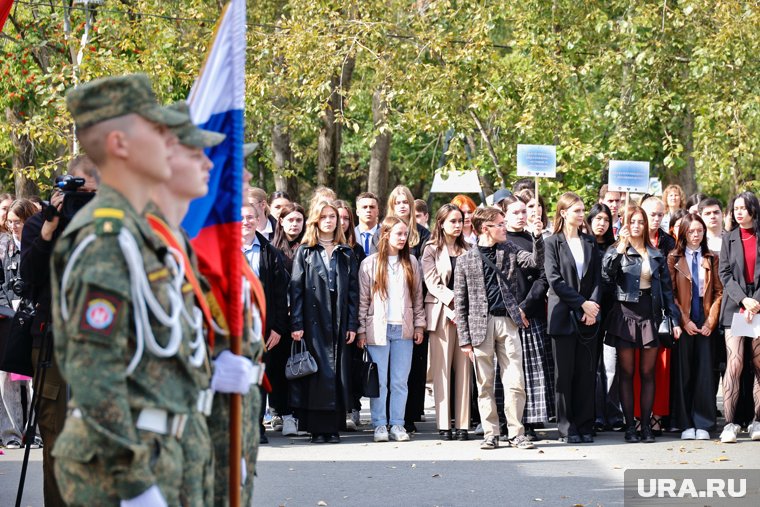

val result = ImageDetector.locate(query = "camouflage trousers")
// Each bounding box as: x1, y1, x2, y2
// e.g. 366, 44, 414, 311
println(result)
53, 415, 185, 506
180, 412, 214, 507
209, 387, 261, 507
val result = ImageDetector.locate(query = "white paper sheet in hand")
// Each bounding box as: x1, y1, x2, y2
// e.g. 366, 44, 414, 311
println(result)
730, 312, 760, 338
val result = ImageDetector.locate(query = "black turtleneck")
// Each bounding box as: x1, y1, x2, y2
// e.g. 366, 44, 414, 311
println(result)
478, 244, 507, 315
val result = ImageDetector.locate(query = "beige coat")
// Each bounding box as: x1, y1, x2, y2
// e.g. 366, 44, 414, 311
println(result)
421, 243, 458, 331
358, 253, 426, 345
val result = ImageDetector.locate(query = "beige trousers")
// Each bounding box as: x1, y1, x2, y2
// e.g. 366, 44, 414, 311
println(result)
429, 317, 471, 430
473, 316, 526, 438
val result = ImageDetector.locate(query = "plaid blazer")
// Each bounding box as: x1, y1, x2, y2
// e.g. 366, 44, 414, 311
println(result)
454, 238, 544, 347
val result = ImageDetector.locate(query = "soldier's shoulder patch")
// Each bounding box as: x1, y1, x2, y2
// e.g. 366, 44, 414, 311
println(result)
80, 290, 122, 336
93, 208, 124, 235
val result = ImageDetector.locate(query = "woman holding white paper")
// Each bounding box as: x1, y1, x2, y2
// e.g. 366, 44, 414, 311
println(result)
718, 191, 760, 444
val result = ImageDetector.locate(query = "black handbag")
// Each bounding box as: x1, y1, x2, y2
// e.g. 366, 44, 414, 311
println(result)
657, 284, 675, 348
354, 348, 379, 398
0, 304, 35, 377
285, 339, 318, 380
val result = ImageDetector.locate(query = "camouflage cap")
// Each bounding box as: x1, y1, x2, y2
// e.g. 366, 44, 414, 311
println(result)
166, 101, 226, 149
66, 74, 187, 130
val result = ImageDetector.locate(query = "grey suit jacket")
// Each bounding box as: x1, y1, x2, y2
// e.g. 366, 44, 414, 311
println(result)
454, 237, 544, 347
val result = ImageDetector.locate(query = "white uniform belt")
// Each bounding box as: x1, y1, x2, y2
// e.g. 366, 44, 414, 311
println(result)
70, 407, 189, 439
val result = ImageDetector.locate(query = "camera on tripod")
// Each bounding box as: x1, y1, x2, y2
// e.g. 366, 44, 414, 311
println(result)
44, 175, 95, 222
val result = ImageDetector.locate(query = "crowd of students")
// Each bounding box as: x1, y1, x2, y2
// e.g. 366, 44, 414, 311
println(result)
240, 179, 760, 450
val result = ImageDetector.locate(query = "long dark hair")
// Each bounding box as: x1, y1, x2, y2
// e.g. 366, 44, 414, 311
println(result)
334, 199, 358, 248
668, 208, 689, 238
374, 216, 415, 300
585, 203, 615, 249
272, 202, 305, 257
428, 204, 469, 253
728, 191, 759, 231
612, 205, 653, 251
675, 213, 710, 256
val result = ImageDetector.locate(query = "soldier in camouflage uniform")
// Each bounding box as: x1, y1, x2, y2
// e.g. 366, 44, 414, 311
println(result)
50, 74, 205, 507
149, 100, 265, 506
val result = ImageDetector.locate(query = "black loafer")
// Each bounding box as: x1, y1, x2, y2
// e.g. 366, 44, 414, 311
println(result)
566, 434, 582, 444
260, 433, 269, 444
641, 426, 655, 443
439, 430, 453, 441
404, 422, 418, 434
624, 425, 640, 443
310, 434, 326, 444
581, 434, 594, 443
455, 429, 469, 441
326, 433, 341, 444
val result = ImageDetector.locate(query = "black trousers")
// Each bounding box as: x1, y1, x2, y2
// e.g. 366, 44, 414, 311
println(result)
552, 334, 599, 437
404, 334, 429, 424
670, 333, 715, 431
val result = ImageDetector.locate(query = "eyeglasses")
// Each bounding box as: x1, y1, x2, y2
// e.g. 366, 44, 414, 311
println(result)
484, 222, 506, 229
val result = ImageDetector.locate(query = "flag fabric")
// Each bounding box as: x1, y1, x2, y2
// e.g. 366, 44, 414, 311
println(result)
1, 1, 15, 33
183, 0, 247, 339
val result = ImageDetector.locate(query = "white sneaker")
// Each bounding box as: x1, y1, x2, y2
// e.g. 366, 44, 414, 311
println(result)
681, 428, 696, 440
389, 425, 410, 442
345, 414, 357, 432
281, 415, 298, 436
374, 425, 389, 442
474, 423, 484, 436
695, 429, 711, 440
720, 423, 740, 443
270, 415, 283, 432
750, 421, 760, 441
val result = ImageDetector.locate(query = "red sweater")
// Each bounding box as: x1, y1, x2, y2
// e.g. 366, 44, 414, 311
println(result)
740, 227, 757, 284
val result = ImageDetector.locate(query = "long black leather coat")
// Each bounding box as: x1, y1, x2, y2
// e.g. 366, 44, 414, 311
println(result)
602, 244, 681, 326
289, 243, 359, 411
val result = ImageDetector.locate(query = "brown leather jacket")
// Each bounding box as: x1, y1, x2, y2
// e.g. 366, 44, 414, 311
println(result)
667, 250, 723, 333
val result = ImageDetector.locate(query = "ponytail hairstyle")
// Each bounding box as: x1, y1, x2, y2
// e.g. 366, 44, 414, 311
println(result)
387, 185, 420, 248
373, 216, 415, 300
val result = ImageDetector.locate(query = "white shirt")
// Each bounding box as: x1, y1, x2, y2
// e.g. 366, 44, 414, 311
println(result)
243, 235, 261, 276
567, 237, 585, 282
386, 255, 404, 324
685, 247, 706, 297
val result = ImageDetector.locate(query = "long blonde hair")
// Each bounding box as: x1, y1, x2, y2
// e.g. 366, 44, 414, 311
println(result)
387, 185, 420, 248
302, 200, 346, 246
373, 216, 415, 300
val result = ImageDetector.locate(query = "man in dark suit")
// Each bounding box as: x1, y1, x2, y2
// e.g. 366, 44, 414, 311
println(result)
454, 207, 543, 450
243, 202, 289, 443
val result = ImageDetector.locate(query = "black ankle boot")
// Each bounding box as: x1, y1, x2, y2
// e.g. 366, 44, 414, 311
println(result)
641, 425, 655, 443
624, 424, 640, 443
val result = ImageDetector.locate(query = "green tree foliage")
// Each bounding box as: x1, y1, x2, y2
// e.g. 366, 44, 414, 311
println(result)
1, 0, 758, 208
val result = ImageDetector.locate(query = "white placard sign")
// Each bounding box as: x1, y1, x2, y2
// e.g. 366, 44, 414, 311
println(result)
608, 160, 650, 193
517, 144, 556, 178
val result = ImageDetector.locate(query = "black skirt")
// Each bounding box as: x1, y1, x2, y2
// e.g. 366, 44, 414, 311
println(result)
604, 290, 659, 349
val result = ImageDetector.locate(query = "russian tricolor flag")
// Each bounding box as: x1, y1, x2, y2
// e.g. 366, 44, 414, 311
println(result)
183, 0, 246, 339
1, 1, 15, 32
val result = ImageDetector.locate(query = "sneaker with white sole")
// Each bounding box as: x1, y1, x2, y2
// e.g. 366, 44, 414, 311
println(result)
480, 436, 498, 449
720, 423, 740, 443
5, 440, 21, 449
511, 434, 536, 449
389, 425, 410, 442
750, 421, 760, 441
350, 409, 361, 428
681, 428, 696, 440
270, 415, 283, 432
345, 414, 357, 432
695, 429, 710, 440
282, 415, 299, 436
374, 425, 389, 442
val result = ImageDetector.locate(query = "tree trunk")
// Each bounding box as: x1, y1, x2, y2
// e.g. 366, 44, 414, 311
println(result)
317, 56, 355, 189
6, 108, 38, 197
677, 108, 697, 195
272, 123, 293, 193
368, 87, 390, 204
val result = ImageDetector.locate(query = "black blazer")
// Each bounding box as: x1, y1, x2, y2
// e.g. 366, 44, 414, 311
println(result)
250, 231, 289, 337
719, 227, 760, 327
544, 232, 601, 336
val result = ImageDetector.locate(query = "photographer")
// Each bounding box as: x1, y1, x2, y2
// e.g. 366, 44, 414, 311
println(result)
1, 199, 38, 450
19, 154, 98, 507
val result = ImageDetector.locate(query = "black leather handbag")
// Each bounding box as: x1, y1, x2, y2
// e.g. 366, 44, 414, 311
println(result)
285, 339, 318, 380
0, 304, 35, 377
354, 348, 379, 398
657, 286, 675, 348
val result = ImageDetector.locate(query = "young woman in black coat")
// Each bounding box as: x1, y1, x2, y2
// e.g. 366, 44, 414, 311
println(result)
290, 200, 359, 443
545, 192, 602, 444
